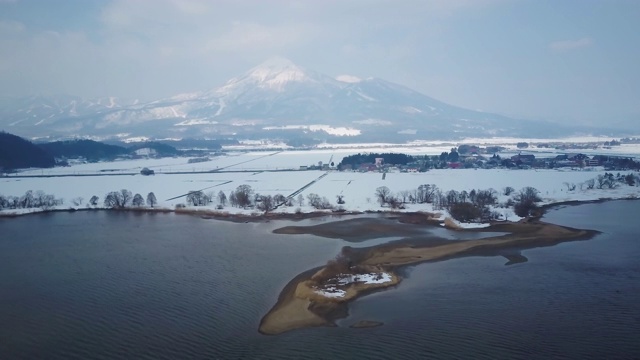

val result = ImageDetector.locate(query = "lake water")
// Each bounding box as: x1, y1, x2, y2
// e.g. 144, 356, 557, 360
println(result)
1, 202, 639, 359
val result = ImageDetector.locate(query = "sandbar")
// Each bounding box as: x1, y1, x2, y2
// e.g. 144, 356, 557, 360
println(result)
259, 214, 599, 335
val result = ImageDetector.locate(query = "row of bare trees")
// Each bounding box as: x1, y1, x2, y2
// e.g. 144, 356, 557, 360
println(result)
373, 184, 544, 221
0, 190, 62, 210
181, 185, 335, 213
563, 172, 640, 192
102, 189, 157, 209
181, 185, 298, 213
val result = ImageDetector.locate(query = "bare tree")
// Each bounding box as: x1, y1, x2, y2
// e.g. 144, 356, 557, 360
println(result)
459, 190, 469, 203
307, 193, 321, 208
132, 193, 144, 207
20, 190, 34, 208
104, 191, 120, 208
307, 193, 333, 209
146, 192, 157, 207
503, 186, 515, 196
102, 189, 132, 208
375, 186, 391, 206
186, 190, 207, 206
585, 178, 596, 189
229, 192, 238, 207
120, 189, 132, 207
297, 194, 305, 206
398, 190, 410, 204
206, 191, 215, 204
449, 203, 482, 222
89, 195, 100, 206
274, 193, 287, 205
514, 187, 541, 203
473, 189, 498, 208
416, 184, 438, 203
256, 195, 274, 212
604, 173, 618, 189
313, 252, 353, 283
513, 187, 542, 217
387, 196, 404, 209
624, 173, 636, 186
433, 189, 446, 210
233, 185, 253, 208
445, 190, 459, 208
217, 191, 227, 206
31, 191, 44, 207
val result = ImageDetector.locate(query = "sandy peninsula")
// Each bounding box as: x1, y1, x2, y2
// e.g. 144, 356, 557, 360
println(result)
259, 214, 599, 335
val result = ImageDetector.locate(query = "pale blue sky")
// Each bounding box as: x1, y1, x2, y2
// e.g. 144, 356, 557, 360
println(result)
1, 0, 638, 127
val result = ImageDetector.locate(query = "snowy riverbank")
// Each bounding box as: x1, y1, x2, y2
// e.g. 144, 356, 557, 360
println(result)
2, 167, 639, 225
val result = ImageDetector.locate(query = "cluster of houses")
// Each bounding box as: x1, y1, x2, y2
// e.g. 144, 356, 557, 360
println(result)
508, 153, 601, 169
334, 152, 639, 173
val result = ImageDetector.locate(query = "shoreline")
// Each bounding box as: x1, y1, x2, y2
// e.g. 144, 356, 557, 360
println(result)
0, 206, 365, 222
1, 195, 638, 221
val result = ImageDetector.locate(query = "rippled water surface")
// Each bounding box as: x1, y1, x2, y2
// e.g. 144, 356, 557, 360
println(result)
1, 202, 639, 359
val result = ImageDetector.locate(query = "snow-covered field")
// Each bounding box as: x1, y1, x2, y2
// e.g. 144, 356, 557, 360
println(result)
14, 150, 338, 176
11, 141, 640, 178
2, 147, 640, 222
2, 167, 639, 218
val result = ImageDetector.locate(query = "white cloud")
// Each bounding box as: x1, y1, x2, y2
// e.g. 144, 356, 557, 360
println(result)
549, 37, 593, 51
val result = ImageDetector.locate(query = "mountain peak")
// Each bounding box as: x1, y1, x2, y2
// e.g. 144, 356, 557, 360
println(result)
246, 57, 307, 87
218, 57, 314, 94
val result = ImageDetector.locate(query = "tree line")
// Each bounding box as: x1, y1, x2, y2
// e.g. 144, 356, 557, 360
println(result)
339, 152, 416, 168
3, 172, 639, 218
0, 190, 62, 210
371, 171, 640, 223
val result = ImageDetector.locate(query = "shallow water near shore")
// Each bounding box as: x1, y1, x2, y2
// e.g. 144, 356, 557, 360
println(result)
1, 201, 639, 359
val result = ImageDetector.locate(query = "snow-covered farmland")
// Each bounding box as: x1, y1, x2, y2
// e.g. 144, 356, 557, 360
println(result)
316, 137, 640, 159
3, 145, 640, 220
14, 150, 342, 176
2, 166, 639, 219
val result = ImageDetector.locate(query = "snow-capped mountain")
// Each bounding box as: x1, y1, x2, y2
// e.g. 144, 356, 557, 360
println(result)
0, 58, 604, 141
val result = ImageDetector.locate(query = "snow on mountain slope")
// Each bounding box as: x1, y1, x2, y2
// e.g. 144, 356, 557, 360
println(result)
0, 58, 610, 141
336, 75, 363, 83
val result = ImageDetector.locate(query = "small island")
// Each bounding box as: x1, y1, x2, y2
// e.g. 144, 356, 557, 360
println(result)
259, 214, 598, 335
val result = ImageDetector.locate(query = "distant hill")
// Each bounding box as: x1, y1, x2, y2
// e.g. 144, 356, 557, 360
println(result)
39, 139, 183, 160
39, 139, 128, 161
0, 131, 56, 170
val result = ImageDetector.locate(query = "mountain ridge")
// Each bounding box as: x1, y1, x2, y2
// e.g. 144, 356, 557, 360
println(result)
0, 58, 623, 141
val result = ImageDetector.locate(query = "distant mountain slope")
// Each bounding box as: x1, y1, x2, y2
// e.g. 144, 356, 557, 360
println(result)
39, 139, 182, 161
0, 58, 621, 141
39, 139, 128, 161
0, 131, 55, 170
